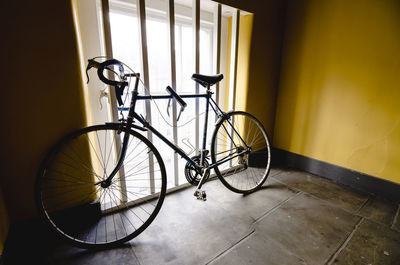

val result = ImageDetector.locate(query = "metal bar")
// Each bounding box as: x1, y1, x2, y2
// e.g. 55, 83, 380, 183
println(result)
137, 0, 150, 96
101, 0, 119, 124
228, 9, 240, 111
200, 94, 210, 166
210, 96, 223, 112
214, 4, 222, 107
193, 0, 200, 154
101, 0, 128, 203
118, 93, 212, 111
137, 0, 155, 194
168, 0, 179, 187
228, 9, 240, 167
225, 115, 248, 147
208, 98, 222, 117
135, 93, 209, 100
207, 150, 247, 170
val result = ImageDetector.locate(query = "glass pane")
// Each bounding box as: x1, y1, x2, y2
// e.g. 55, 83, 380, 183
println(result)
199, 2, 216, 178
109, 2, 141, 74
173, 0, 195, 185
109, 0, 149, 199
109, 0, 145, 119
145, 0, 175, 189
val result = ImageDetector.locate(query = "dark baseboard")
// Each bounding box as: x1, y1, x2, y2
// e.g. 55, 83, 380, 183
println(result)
1, 217, 61, 264
2, 200, 102, 264
272, 148, 400, 203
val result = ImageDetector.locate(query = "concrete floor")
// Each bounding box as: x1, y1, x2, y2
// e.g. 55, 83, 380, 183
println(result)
3, 168, 400, 264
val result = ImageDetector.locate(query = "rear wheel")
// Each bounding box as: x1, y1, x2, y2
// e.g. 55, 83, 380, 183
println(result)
35, 124, 166, 249
210, 111, 271, 194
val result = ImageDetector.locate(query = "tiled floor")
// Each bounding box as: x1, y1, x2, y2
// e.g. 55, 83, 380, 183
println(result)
3, 168, 400, 264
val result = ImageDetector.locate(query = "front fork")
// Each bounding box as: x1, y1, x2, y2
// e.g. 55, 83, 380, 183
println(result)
99, 76, 141, 188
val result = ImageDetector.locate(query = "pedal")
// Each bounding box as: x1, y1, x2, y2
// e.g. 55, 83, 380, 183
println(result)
194, 189, 207, 201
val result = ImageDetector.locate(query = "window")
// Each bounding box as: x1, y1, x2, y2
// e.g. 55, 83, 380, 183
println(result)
73, 0, 252, 192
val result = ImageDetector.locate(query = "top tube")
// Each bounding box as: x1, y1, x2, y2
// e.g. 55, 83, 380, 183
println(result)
118, 93, 213, 111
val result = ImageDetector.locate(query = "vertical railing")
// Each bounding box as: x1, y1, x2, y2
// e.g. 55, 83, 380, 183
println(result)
137, 0, 156, 194
100, 0, 241, 192
228, 9, 240, 112
101, 0, 128, 202
168, 0, 179, 186
193, 0, 200, 153
214, 4, 222, 106
212, 3, 222, 155
228, 9, 240, 167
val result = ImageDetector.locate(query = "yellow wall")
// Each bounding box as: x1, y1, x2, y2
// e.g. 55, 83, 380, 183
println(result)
224, 16, 233, 112
0, 1, 87, 222
224, 14, 254, 113
235, 14, 254, 113
0, 187, 9, 255
274, 0, 400, 183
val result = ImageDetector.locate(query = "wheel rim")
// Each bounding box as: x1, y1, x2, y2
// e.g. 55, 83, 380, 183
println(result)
212, 112, 271, 193
36, 125, 166, 248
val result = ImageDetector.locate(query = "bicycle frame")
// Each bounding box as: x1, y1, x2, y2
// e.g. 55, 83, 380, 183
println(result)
134, 92, 214, 166
107, 75, 250, 190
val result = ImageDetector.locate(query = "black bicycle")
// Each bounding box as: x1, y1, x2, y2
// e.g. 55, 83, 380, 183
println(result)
35, 57, 271, 249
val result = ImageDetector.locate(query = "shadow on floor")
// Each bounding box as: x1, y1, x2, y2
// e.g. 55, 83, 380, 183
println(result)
3, 168, 400, 265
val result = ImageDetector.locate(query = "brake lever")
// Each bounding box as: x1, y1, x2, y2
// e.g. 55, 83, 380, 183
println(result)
86, 59, 101, 84
177, 106, 184, 121
166, 97, 184, 121
165, 86, 187, 122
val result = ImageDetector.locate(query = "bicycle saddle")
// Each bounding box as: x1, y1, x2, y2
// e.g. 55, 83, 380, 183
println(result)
191, 73, 223, 88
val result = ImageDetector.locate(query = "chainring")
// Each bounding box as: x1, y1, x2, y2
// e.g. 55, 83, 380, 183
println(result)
184, 155, 210, 186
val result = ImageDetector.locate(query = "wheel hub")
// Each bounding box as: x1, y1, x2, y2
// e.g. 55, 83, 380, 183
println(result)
100, 179, 112, 188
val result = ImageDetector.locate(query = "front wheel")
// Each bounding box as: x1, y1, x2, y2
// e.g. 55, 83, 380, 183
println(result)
210, 111, 271, 194
35, 124, 167, 249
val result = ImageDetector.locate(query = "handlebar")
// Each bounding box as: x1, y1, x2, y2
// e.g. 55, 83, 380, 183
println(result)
86, 58, 129, 106
86, 58, 188, 120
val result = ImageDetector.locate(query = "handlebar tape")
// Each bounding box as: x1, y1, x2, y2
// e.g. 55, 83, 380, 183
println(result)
96, 59, 128, 106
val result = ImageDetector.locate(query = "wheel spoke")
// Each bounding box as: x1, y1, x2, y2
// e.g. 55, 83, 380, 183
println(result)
36, 125, 166, 248
211, 112, 271, 193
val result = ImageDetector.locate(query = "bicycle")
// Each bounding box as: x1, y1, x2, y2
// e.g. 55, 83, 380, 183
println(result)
35, 57, 271, 249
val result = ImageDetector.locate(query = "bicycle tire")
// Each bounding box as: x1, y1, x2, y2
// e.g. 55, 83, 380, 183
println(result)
210, 111, 271, 194
35, 124, 167, 249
